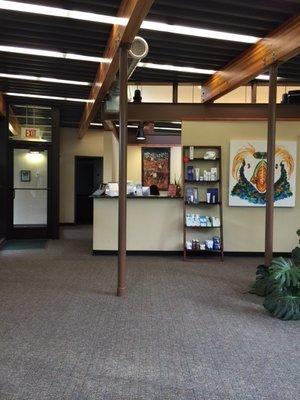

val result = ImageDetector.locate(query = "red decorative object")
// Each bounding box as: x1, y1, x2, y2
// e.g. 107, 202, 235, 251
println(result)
168, 184, 177, 197
183, 155, 189, 164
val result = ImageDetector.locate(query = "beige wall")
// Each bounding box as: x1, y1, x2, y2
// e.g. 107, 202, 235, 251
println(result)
59, 128, 182, 222
182, 120, 300, 252
59, 128, 105, 223
215, 86, 252, 103
93, 198, 182, 250
103, 131, 119, 183
128, 84, 173, 102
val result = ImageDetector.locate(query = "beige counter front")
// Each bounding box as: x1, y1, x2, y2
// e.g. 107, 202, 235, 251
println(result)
93, 197, 183, 251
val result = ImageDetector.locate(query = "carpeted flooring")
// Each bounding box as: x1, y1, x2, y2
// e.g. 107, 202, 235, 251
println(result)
0, 226, 299, 400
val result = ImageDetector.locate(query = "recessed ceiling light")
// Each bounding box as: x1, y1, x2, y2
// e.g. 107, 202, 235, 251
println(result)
0, 0, 127, 25
0, 45, 108, 63
141, 21, 259, 44
5, 92, 93, 102
0, 72, 91, 86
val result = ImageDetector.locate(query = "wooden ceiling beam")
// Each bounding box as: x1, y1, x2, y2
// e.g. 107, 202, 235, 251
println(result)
201, 15, 300, 103
78, 0, 154, 139
104, 103, 300, 122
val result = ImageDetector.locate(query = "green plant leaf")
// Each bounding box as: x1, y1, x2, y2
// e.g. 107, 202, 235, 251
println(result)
269, 257, 300, 289
250, 264, 281, 296
263, 292, 300, 320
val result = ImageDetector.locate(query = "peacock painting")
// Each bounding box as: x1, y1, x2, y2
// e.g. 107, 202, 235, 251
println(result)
229, 141, 297, 207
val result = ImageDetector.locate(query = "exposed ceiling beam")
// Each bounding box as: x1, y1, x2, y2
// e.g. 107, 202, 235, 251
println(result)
78, 0, 154, 138
0, 93, 6, 116
103, 103, 300, 122
201, 15, 300, 103
8, 106, 21, 136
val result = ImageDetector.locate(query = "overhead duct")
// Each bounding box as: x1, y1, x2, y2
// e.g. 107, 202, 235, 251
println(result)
104, 37, 149, 113
128, 36, 149, 79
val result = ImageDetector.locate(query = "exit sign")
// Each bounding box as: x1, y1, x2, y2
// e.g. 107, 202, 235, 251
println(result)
21, 127, 41, 140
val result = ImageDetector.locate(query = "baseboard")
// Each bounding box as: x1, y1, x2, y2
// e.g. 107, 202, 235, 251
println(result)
224, 251, 291, 257
92, 250, 291, 257
59, 223, 76, 226
92, 250, 182, 256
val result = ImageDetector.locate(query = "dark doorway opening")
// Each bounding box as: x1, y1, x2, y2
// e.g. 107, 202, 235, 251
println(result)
75, 156, 103, 224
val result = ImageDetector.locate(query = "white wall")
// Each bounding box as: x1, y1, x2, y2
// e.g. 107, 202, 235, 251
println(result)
182, 120, 300, 252
59, 128, 105, 223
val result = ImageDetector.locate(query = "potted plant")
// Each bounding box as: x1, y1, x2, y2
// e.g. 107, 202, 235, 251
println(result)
250, 230, 300, 320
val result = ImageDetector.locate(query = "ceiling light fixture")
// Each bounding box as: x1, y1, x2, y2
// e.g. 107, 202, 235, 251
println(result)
0, 0, 127, 25
136, 122, 146, 141
90, 123, 103, 126
138, 62, 281, 81
0, 45, 108, 63
0, 72, 91, 86
5, 92, 93, 103
0, 1, 259, 44
141, 21, 259, 44
138, 62, 215, 75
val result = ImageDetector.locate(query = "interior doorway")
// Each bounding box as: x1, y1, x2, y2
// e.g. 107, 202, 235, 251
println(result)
74, 156, 103, 224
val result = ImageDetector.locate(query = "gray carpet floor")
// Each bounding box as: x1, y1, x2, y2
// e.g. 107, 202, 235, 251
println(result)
0, 226, 299, 400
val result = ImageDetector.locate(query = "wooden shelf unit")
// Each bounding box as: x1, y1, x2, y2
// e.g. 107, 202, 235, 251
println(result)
183, 145, 224, 261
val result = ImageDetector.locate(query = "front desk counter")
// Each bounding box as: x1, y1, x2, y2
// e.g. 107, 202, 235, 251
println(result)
93, 195, 183, 252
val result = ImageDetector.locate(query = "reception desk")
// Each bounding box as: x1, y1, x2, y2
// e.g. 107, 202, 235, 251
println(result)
93, 196, 183, 252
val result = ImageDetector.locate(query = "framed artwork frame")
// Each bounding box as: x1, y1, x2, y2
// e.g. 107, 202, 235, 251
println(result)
20, 170, 31, 182
142, 147, 170, 190
229, 140, 297, 207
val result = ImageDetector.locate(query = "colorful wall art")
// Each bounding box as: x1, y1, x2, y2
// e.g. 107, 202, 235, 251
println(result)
229, 140, 297, 207
142, 147, 170, 190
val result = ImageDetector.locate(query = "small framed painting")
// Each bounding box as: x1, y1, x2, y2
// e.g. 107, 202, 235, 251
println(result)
20, 170, 31, 182
142, 147, 170, 190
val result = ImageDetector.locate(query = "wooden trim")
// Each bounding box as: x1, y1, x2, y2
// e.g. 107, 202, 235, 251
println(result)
201, 15, 300, 103
0, 93, 6, 117
0, 105, 8, 239
78, 0, 154, 138
92, 250, 291, 257
172, 82, 178, 103
50, 107, 60, 239
104, 103, 300, 122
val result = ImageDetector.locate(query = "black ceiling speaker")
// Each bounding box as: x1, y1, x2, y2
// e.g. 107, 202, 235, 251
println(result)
133, 89, 142, 103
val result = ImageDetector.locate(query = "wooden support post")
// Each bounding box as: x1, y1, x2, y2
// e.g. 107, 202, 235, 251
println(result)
265, 63, 278, 267
172, 82, 178, 103
251, 83, 257, 104
117, 44, 129, 296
